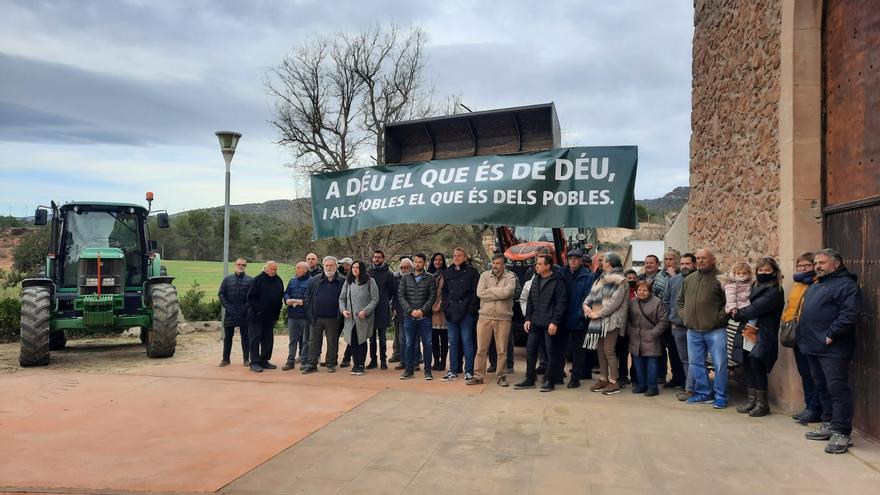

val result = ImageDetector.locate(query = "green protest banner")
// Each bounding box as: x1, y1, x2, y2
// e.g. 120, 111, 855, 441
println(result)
310, 146, 637, 239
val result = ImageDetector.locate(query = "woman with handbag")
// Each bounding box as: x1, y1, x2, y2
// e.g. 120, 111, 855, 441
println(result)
731, 257, 785, 416
783, 253, 822, 424
627, 280, 670, 397
340, 260, 379, 376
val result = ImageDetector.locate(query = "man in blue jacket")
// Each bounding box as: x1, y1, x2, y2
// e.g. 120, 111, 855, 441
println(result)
282, 262, 312, 371
798, 248, 861, 455
559, 249, 594, 389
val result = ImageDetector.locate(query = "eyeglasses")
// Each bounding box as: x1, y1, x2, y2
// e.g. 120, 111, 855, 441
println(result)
796, 264, 812, 269
236, 262, 247, 266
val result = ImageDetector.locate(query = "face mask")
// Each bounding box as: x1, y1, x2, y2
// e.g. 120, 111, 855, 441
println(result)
756, 273, 775, 284
793, 271, 814, 284
734, 274, 750, 283
628, 280, 637, 287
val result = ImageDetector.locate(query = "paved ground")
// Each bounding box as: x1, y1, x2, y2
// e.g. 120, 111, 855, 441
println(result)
1, 331, 879, 495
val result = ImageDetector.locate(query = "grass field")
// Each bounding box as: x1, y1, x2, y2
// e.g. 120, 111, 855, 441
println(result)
162, 260, 297, 300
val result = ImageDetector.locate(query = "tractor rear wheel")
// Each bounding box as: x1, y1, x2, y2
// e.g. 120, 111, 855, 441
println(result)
49, 331, 67, 351
145, 283, 179, 358
19, 286, 51, 366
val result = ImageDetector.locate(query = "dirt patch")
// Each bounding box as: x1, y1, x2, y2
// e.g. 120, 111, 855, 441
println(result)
0, 330, 224, 374
0, 226, 31, 271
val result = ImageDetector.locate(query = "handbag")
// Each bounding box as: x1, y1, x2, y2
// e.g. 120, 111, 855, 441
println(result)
780, 291, 806, 348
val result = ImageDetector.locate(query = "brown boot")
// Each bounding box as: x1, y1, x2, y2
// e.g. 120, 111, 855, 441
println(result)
736, 388, 757, 413
590, 378, 609, 392
749, 390, 770, 417
601, 381, 621, 395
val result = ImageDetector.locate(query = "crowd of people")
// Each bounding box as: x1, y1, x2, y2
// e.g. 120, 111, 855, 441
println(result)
216, 246, 861, 455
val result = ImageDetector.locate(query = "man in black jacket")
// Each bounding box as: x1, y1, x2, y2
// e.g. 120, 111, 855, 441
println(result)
246, 261, 285, 372
301, 256, 345, 374
306, 252, 322, 278
368, 250, 395, 370
799, 248, 862, 455
515, 254, 568, 392
441, 248, 481, 382
218, 258, 253, 367
397, 253, 437, 380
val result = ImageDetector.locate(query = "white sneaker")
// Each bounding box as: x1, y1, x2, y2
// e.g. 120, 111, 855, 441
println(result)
465, 373, 474, 381
442, 372, 458, 382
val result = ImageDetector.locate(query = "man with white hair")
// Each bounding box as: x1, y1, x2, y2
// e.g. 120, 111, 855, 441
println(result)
245, 261, 285, 373
302, 256, 345, 374
282, 261, 312, 371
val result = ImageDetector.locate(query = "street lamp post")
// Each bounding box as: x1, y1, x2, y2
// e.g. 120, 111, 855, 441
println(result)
215, 131, 242, 284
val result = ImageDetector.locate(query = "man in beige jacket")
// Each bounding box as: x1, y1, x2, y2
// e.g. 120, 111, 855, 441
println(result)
469, 254, 517, 387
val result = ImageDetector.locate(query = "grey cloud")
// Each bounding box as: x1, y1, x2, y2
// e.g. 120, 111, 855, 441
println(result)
0, 101, 145, 144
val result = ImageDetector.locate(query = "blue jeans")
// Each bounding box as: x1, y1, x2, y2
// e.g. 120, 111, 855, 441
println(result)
398, 318, 422, 367
687, 328, 728, 401
404, 316, 432, 373
632, 355, 659, 392
672, 326, 695, 392
447, 314, 476, 375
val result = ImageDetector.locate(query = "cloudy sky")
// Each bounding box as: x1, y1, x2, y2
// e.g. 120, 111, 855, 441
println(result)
0, 0, 693, 216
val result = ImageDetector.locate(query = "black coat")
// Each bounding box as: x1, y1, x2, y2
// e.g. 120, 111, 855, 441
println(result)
218, 272, 253, 327
246, 272, 285, 323
441, 263, 480, 323
732, 282, 785, 371
368, 263, 395, 328
397, 271, 437, 317
797, 267, 861, 359
304, 273, 344, 324
525, 271, 568, 328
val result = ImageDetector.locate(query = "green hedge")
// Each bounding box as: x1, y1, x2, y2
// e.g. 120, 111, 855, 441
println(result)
0, 297, 21, 342
179, 281, 222, 321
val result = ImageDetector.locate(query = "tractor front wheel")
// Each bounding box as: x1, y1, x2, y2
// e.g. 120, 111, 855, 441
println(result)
19, 286, 51, 366
145, 283, 179, 358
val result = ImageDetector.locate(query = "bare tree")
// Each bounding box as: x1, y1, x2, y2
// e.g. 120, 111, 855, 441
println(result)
267, 23, 460, 260
266, 37, 368, 174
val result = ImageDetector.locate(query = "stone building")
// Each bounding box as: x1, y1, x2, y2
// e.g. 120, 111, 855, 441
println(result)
690, 0, 878, 439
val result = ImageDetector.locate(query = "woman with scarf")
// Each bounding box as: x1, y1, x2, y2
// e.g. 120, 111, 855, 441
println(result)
582, 253, 630, 395
428, 253, 449, 371
731, 257, 785, 416
786, 252, 822, 424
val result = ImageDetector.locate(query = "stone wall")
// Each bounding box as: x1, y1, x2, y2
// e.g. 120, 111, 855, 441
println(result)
690, 0, 782, 270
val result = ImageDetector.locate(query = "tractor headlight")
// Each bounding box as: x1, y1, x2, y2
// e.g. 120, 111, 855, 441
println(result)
102, 277, 117, 286
85, 278, 99, 286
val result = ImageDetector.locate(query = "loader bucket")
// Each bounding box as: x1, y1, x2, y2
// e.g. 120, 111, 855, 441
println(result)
382, 103, 560, 165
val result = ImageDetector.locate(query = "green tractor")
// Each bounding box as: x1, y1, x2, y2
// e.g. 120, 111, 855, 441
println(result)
20, 194, 179, 366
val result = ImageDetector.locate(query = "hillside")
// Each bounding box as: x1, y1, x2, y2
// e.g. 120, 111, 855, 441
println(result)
636, 186, 690, 213
174, 198, 312, 223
